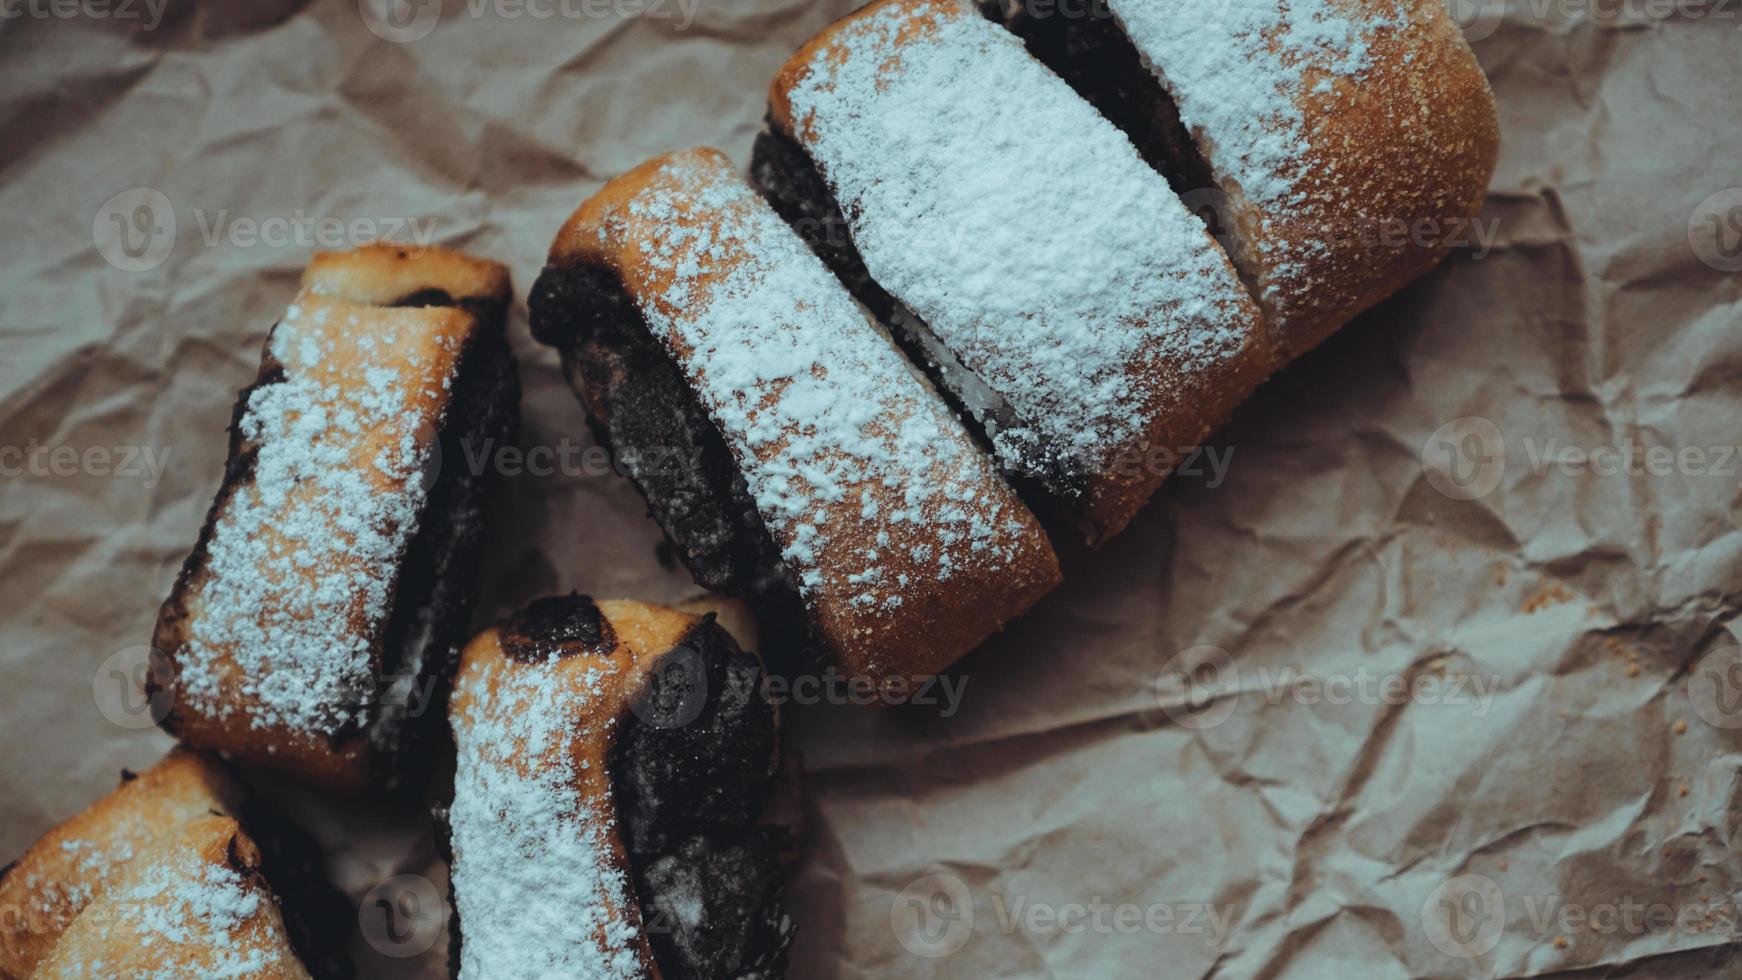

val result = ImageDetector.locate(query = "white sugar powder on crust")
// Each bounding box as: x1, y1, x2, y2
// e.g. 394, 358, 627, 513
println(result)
783, 1, 1252, 480
177, 299, 460, 736
448, 655, 644, 980
602, 155, 1035, 614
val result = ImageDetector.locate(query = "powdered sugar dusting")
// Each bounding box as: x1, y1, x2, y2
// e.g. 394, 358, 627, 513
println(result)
1108, 0, 1387, 210
177, 295, 463, 736
597, 152, 1033, 614
783, 0, 1252, 482
448, 653, 645, 979
50, 839, 296, 980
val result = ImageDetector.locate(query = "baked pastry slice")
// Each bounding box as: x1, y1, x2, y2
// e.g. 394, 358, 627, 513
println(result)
0, 749, 349, 979
755, 0, 1270, 544
151, 244, 519, 793
445, 596, 795, 979
529, 148, 1060, 693
995, 0, 1500, 362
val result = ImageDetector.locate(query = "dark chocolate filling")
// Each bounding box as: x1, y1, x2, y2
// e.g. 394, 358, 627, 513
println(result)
527, 263, 818, 670
498, 593, 617, 662
748, 129, 1090, 508
364, 288, 519, 789
611, 616, 793, 979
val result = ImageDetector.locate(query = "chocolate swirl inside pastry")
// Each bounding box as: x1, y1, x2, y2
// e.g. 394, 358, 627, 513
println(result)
445, 596, 794, 980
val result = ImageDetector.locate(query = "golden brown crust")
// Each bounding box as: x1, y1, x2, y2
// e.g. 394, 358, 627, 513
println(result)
0, 749, 244, 977
155, 294, 475, 792
30, 816, 312, 980
153, 244, 515, 793
1107, 0, 1499, 361
303, 242, 511, 307
547, 148, 1061, 687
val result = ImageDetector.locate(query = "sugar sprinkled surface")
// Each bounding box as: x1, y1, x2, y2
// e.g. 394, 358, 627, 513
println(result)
54, 842, 293, 979
1107, 0, 1387, 210
177, 297, 458, 736
599, 154, 1032, 613
1104, 0, 1396, 315
783, 1, 1251, 481
448, 653, 645, 980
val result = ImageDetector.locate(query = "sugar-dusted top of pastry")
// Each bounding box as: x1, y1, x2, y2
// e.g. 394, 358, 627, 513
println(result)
447, 602, 698, 980
1103, 0, 1497, 350
31, 816, 311, 980
175, 293, 473, 736
1108, 0, 1387, 210
552, 147, 1057, 679
771, 0, 1255, 481
0, 750, 245, 978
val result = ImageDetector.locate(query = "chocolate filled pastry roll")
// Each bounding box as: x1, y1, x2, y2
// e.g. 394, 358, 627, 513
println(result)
996, 0, 1500, 362
0, 749, 350, 979
151, 244, 520, 793
445, 595, 795, 979
529, 148, 1060, 693
755, 0, 1270, 545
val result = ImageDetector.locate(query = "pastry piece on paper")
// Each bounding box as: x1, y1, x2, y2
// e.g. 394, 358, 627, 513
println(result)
756, 0, 1270, 544
0, 749, 350, 979
151, 245, 519, 793
444, 596, 795, 980
529, 148, 1060, 695
995, 0, 1500, 361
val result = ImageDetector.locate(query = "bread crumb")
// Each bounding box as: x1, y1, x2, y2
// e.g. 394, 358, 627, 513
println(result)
1522, 583, 1573, 613
1675, 719, 1688, 735
1553, 936, 1569, 950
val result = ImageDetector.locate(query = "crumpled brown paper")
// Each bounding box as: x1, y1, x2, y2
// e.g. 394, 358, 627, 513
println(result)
2, 0, 1740, 976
